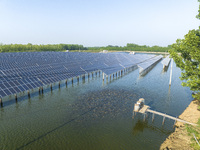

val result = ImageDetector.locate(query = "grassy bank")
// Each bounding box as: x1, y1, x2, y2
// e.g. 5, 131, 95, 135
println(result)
186, 121, 200, 149
185, 100, 200, 150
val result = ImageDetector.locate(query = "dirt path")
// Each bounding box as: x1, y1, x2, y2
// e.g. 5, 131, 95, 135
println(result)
160, 100, 200, 150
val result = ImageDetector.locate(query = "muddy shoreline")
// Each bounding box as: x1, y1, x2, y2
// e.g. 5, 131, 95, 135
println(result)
160, 100, 200, 150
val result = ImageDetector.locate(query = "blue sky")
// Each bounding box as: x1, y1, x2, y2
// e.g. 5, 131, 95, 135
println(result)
0, 0, 199, 47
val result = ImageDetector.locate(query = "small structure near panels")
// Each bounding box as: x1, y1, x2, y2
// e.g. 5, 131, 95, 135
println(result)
133, 98, 197, 127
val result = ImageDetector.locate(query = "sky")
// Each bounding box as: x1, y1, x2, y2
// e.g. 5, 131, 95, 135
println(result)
0, 0, 199, 47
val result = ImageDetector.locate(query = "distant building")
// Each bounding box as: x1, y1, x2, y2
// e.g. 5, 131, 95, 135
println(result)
129, 51, 135, 55
102, 50, 108, 53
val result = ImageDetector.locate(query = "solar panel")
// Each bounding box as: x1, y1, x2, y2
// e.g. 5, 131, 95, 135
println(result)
161, 55, 171, 67
138, 55, 163, 74
0, 52, 159, 98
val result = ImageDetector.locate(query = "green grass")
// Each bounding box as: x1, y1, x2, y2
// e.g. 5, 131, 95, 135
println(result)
185, 119, 200, 150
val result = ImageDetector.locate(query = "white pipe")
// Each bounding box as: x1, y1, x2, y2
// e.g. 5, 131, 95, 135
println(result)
193, 133, 200, 146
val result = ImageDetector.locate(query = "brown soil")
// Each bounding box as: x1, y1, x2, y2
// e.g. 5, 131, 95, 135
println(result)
160, 100, 200, 150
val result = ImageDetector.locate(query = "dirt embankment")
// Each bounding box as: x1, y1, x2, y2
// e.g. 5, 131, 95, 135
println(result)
160, 100, 200, 150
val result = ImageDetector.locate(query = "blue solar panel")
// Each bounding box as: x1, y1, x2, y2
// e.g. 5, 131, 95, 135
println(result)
0, 52, 158, 98
161, 55, 171, 67
138, 55, 163, 74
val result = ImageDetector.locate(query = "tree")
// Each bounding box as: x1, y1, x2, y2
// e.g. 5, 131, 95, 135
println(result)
27, 43, 32, 51
196, 0, 200, 20
169, 1, 200, 100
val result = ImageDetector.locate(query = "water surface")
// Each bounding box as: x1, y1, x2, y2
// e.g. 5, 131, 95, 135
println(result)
0, 61, 192, 150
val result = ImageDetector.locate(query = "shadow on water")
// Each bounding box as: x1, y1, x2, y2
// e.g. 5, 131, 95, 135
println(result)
147, 101, 154, 106
132, 118, 173, 136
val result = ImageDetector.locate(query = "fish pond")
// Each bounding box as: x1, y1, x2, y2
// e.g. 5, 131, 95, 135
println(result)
0, 59, 192, 150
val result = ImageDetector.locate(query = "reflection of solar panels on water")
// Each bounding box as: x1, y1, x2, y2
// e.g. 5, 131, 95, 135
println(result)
0, 52, 163, 104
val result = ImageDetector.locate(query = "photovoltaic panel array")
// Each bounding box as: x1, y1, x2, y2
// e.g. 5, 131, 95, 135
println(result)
138, 55, 163, 74
161, 55, 171, 67
0, 52, 158, 98
101, 53, 156, 75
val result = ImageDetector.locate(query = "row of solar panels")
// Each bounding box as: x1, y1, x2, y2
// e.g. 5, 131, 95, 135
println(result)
138, 55, 163, 73
161, 55, 171, 67
0, 52, 161, 98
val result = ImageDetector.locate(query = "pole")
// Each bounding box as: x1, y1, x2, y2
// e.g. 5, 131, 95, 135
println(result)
39, 88, 41, 94
28, 91, 30, 98
173, 117, 177, 128
0, 98, 3, 107
162, 115, 166, 125
152, 113, 155, 122
169, 59, 173, 86
15, 94, 17, 101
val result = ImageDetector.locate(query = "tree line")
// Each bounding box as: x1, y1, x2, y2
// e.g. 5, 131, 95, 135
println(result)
0, 43, 171, 53
0, 43, 87, 52
88, 43, 171, 52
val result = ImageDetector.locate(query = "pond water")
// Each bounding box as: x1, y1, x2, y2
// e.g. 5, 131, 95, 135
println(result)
0, 60, 192, 150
